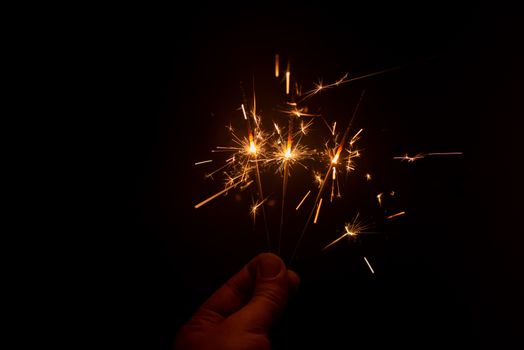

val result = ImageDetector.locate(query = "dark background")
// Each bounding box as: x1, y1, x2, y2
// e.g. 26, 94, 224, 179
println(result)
92, 3, 521, 349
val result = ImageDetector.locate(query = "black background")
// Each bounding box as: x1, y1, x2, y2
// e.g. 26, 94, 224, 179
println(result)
91, 3, 521, 349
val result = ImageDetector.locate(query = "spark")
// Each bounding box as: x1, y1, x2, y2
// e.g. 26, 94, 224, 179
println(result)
302, 75, 341, 100
275, 54, 280, 78
321, 234, 347, 251
195, 160, 213, 166
313, 79, 324, 95
387, 211, 406, 219
335, 73, 349, 85
251, 196, 269, 221
295, 82, 301, 96
394, 151, 463, 162
376, 193, 383, 207
274, 123, 281, 135
240, 180, 254, 190
194, 180, 243, 209
350, 128, 363, 145
345, 225, 358, 237
345, 148, 361, 172
393, 153, 425, 162
366, 173, 372, 181
241, 104, 248, 120
282, 105, 319, 118
330, 167, 337, 202
322, 213, 367, 251
295, 190, 311, 210
321, 118, 337, 136
314, 172, 323, 187
205, 158, 238, 180
286, 70, 291, 95
363, 256, 375, 274
313, 198, 323, 224
214, 146, 241, 151
301, 66, 400, 101
300, 119, 313, 135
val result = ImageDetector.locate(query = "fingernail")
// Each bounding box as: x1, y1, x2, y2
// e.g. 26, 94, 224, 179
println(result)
258, 257, 282, 279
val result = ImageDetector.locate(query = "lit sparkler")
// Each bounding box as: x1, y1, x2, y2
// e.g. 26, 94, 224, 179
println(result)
193, 55, 461, 274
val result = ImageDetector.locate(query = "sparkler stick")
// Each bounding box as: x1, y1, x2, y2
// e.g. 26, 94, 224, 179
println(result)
278, 117, 294, 254
247, 84, 271, 250
253, 157, 271, 249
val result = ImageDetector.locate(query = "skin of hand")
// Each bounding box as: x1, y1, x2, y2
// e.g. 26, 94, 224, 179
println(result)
174, 253, 300, 350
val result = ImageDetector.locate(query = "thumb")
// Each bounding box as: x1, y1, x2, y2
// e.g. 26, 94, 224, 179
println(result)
233, 253, 290, 332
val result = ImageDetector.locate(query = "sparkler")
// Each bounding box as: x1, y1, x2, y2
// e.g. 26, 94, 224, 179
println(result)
193, 55, 462, 274
195, 61, 381, 265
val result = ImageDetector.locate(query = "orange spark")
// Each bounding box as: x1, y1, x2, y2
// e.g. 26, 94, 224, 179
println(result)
387, 211, 406, 219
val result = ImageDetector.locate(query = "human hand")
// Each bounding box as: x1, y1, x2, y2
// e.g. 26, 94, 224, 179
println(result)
174, 253, 300, 350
